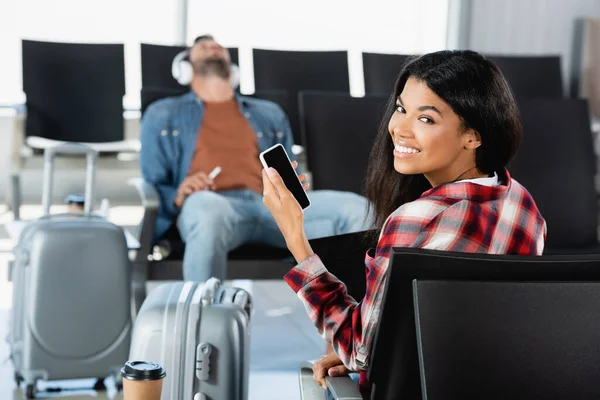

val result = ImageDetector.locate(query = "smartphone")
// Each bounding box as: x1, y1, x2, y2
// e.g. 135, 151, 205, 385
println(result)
259, 144, 311, 210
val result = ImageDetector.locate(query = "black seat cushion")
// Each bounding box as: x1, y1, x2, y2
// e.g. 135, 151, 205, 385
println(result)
159, 224, 291, 260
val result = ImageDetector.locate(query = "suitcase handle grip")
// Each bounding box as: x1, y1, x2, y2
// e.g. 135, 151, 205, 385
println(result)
42, 143, 98, 217
201, 277, 221, 306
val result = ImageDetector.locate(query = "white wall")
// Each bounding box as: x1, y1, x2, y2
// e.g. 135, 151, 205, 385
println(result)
450, 0, 600, 94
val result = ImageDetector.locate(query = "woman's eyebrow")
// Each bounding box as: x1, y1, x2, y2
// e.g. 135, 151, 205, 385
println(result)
397, 96, 443, 116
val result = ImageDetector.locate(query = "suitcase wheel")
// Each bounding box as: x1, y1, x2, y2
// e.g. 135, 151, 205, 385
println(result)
93, 378, 107, 391
26, 383, 37, 399
111, 371, 123, 392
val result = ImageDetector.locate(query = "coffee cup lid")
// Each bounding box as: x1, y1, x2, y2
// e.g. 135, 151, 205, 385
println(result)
121, 361, 166, 381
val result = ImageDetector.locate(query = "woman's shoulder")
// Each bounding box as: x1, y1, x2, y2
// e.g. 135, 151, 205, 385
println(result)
506, 177, 543, 210
387, 196, 453, 225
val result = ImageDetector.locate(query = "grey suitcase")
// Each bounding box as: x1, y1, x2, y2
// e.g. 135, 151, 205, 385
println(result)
6, 143, 132, 398
129, 279, 252, 400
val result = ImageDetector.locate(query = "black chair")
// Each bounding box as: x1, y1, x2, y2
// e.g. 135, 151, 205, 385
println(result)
299, 91, 388, 194
509, 98, 599, 253
253, 49, 350, 145
14, 40, 137, 220
301, 248, 600, 399
487, 55, 564, 98
22, 39, 126, 143
376, 248, 600, 399
250, 89, 291, 121
141, 43, 239, 92
363, 52, 411, 95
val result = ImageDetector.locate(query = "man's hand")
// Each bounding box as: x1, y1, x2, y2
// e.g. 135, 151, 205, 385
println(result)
174, 171, 214, 208
313, 352, 353, 389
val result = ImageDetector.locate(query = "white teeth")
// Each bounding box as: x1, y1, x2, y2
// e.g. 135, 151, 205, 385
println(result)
395, 145, 421, 154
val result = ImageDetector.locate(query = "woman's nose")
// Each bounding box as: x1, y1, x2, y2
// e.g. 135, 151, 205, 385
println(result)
390, 115, 413, 138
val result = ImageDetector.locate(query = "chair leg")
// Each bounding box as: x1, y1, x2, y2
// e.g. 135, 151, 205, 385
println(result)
10, 172, 21, 221
131, 260, 149, 318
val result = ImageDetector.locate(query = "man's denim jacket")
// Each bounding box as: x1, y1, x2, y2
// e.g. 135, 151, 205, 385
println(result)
140, 91, 295, 240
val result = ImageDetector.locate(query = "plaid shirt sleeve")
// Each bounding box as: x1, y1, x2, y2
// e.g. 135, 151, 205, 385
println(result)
284, 200, 444, 371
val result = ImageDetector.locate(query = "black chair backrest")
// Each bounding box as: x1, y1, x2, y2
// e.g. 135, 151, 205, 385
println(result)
487, 55, 564, 98
141, 43, 239, 91
22, 39, 125, 143
415, 280, 600, 400
249, 89, 291, 123
253, 49, 350, 145
141, 43, 187, 91
509, 98, 597, 250
363, 52, 411, 95
308, 230, 378, 301
369, 247, 600, 400
299, 91, 388, 194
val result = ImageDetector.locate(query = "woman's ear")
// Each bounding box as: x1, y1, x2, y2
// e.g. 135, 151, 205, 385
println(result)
464, 129, 482, 150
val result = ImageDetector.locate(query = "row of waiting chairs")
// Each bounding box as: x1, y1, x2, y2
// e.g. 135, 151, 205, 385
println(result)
142, 44, 565, 144
142, 44, 565, 98
20, 39, 565, 147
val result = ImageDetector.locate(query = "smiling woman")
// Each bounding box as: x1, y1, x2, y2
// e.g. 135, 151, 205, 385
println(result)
261, 49, 547, 398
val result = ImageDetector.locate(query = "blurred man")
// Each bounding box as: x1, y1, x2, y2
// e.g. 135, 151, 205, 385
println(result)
140, 35, 370, 281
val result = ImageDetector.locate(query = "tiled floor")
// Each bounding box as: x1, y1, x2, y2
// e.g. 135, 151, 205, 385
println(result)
0, 205, 327, 399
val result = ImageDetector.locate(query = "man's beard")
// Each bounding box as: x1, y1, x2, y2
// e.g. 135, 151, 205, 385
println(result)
192, 57, 230, 79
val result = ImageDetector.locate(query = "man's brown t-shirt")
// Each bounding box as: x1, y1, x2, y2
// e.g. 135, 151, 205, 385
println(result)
187, 99, 263, 194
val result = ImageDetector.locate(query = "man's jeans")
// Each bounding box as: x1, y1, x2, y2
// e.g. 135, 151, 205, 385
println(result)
177, 189, 371, 282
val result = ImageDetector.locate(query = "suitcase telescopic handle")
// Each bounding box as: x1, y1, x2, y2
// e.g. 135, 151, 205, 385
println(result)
42, 143, 98, 217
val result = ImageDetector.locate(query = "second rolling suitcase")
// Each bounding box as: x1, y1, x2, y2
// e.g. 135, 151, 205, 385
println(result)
129, 278, 252, 400
7, 143, 132, 398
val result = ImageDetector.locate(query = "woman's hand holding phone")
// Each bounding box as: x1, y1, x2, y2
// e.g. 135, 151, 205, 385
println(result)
262, 161, 314, 263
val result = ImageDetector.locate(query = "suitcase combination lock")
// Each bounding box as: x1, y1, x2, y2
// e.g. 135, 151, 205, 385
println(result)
196, 342, 212, 380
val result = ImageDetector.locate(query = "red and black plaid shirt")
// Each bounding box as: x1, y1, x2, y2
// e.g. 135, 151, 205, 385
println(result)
284, 169, 546, 395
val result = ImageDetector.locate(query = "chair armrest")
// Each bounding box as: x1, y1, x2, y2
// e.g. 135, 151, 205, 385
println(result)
298, 361, 362, 400
26, 136, 141, 153
299, 361, 326, 399
127, 178, 159, 261
325, 376, 362, 400
128, 178, 160, 209
128, 178, 160, 316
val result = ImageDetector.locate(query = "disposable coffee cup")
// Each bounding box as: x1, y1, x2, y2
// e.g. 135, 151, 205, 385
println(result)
121, 360, 166, 400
